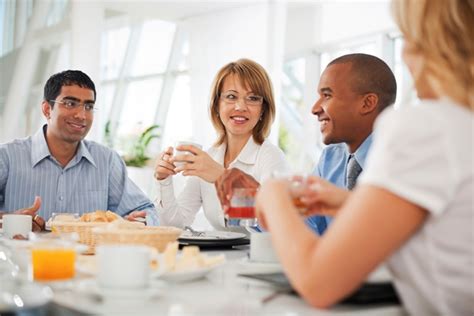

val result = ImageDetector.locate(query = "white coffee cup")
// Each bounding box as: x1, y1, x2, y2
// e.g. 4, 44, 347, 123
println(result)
96, 245, 151, 289
174, 140, 203, 167
2, 214, 32, 239
250, 232, 279, 263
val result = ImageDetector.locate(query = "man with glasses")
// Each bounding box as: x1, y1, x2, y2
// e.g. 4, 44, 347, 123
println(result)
0, 70, 158, 230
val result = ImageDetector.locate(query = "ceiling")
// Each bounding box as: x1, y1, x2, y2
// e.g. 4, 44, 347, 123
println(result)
101, 0, 254, 22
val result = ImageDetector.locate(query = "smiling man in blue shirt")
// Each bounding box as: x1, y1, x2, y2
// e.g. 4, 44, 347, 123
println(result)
0, 70, 158, 229
215, 55, 396, 233
306, 53, 397, 234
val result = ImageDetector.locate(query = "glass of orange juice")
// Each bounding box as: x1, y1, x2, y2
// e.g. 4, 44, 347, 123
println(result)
30, 233, 77, 281
273, 171, 310, 214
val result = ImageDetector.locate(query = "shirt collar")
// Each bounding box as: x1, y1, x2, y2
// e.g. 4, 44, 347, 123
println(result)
348, 133, 373, 167
233, 137, 259, 166
31, 125, 52, 167
215, 136, 259, 167
31, 124, 96, 168
75, 140, 96, 168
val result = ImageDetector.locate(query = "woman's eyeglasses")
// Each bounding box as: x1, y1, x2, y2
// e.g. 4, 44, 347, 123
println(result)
220, 92, 263, 106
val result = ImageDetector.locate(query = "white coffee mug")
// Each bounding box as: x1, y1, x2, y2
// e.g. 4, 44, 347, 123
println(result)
174, 141, 203, 167
2, 214, 32, 239
250, 232, 279, 263
96, 245, 151, 289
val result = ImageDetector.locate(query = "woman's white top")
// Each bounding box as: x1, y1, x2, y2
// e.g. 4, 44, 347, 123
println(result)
157, 138, 289, 231
359, 99, 474, 315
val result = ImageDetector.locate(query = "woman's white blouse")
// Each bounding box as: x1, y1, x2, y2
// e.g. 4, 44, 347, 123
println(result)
157, 138, 289, 231
359, 99, 474, 316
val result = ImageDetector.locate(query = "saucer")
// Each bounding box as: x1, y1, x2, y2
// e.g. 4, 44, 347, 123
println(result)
153, 265, 218, 283
238, 257, 283, 272
76, 279, 161, 300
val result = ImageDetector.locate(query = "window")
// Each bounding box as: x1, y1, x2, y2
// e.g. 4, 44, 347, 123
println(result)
0, 0, 15, 56
130, 20, 176, 76
101, 27, 130, 81
280, 57, 315, 171
162, 75, 192, 147
117, 78, 163, 136
392, 36, 415, 108
99, 19, 188, 159
45, 0, 69, 27
280, 32, 405, 170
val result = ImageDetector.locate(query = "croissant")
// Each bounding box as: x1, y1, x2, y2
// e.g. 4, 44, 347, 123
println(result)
79, 210, 121, 222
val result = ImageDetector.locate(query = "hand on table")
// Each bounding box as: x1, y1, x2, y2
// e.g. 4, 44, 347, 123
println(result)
172, 144, 225, 183
215, 168, 259, 212
125, 210, 147, 223
14, 196, 45, 231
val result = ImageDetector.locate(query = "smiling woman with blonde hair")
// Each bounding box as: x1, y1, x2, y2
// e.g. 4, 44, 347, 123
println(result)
154, 59, 288, 231
254, 0, 474, 314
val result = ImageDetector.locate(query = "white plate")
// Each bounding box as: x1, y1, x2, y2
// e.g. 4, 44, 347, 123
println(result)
179, 230, 246, 241
0, 280, 53, 312
76, 279, 160, 300
153, 263, 222, 283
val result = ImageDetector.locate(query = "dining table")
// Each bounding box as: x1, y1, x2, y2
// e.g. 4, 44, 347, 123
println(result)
36, 244, 406, 316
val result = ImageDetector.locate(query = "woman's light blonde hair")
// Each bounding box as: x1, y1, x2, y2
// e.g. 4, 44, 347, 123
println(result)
392, 0, 474, 109
209, 58, 276, 146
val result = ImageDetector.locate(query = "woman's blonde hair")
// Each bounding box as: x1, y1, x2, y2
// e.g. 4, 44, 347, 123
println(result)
392, 0, 474, 109
209, 58, 276, 146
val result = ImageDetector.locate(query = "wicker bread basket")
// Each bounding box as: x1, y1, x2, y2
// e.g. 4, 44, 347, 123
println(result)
51, 221, 110, 254
93, 226, 182, 252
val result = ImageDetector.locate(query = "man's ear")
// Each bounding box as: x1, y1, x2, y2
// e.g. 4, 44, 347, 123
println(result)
360, 93, 378, 115
41, 100, 51, 119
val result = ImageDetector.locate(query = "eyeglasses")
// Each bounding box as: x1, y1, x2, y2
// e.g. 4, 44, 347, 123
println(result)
220, 92, 264, 106
49, 99, 96, 112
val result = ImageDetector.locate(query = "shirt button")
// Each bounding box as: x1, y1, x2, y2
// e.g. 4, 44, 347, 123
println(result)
59, 196, 64, 201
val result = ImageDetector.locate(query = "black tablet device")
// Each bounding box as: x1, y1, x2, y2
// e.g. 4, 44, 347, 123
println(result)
238, 272, 400, 305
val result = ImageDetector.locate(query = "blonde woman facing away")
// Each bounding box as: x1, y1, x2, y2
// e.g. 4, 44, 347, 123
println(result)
255, 0, 473, 315
155, 59, 289, 231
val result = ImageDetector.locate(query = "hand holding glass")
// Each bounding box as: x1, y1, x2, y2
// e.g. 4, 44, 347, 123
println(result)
225, 188, 258, 227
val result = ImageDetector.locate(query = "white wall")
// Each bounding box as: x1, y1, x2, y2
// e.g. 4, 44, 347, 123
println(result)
185, 2, 286, 149
285, 1, 394, 56
320, 2, 395, 44
285, 4, 322, 58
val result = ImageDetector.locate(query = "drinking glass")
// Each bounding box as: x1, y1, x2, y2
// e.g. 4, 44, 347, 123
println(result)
30, 233, 77, 281
225, 188, 258, 227
273, 171, 310, 214
174, 140, 202, 168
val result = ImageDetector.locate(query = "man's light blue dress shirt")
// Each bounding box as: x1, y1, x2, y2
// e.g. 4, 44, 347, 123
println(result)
0, 125, 158, 225
306, 134, 373, 234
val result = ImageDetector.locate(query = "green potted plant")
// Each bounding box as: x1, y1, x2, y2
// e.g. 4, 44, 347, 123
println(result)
123, 124, 160, 168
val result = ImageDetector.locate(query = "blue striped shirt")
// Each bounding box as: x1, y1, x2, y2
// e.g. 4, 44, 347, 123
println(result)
0, 125, 158, 225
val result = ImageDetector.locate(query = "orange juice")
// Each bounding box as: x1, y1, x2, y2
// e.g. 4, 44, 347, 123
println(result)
32, 248, 76, 281
292, 197, 308, 214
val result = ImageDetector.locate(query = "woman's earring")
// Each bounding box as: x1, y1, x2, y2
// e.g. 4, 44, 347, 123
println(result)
259, 116, 263, 121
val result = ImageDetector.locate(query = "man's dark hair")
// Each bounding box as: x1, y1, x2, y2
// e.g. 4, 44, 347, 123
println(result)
44, 70, 96, 106
328, 53, 397, 111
